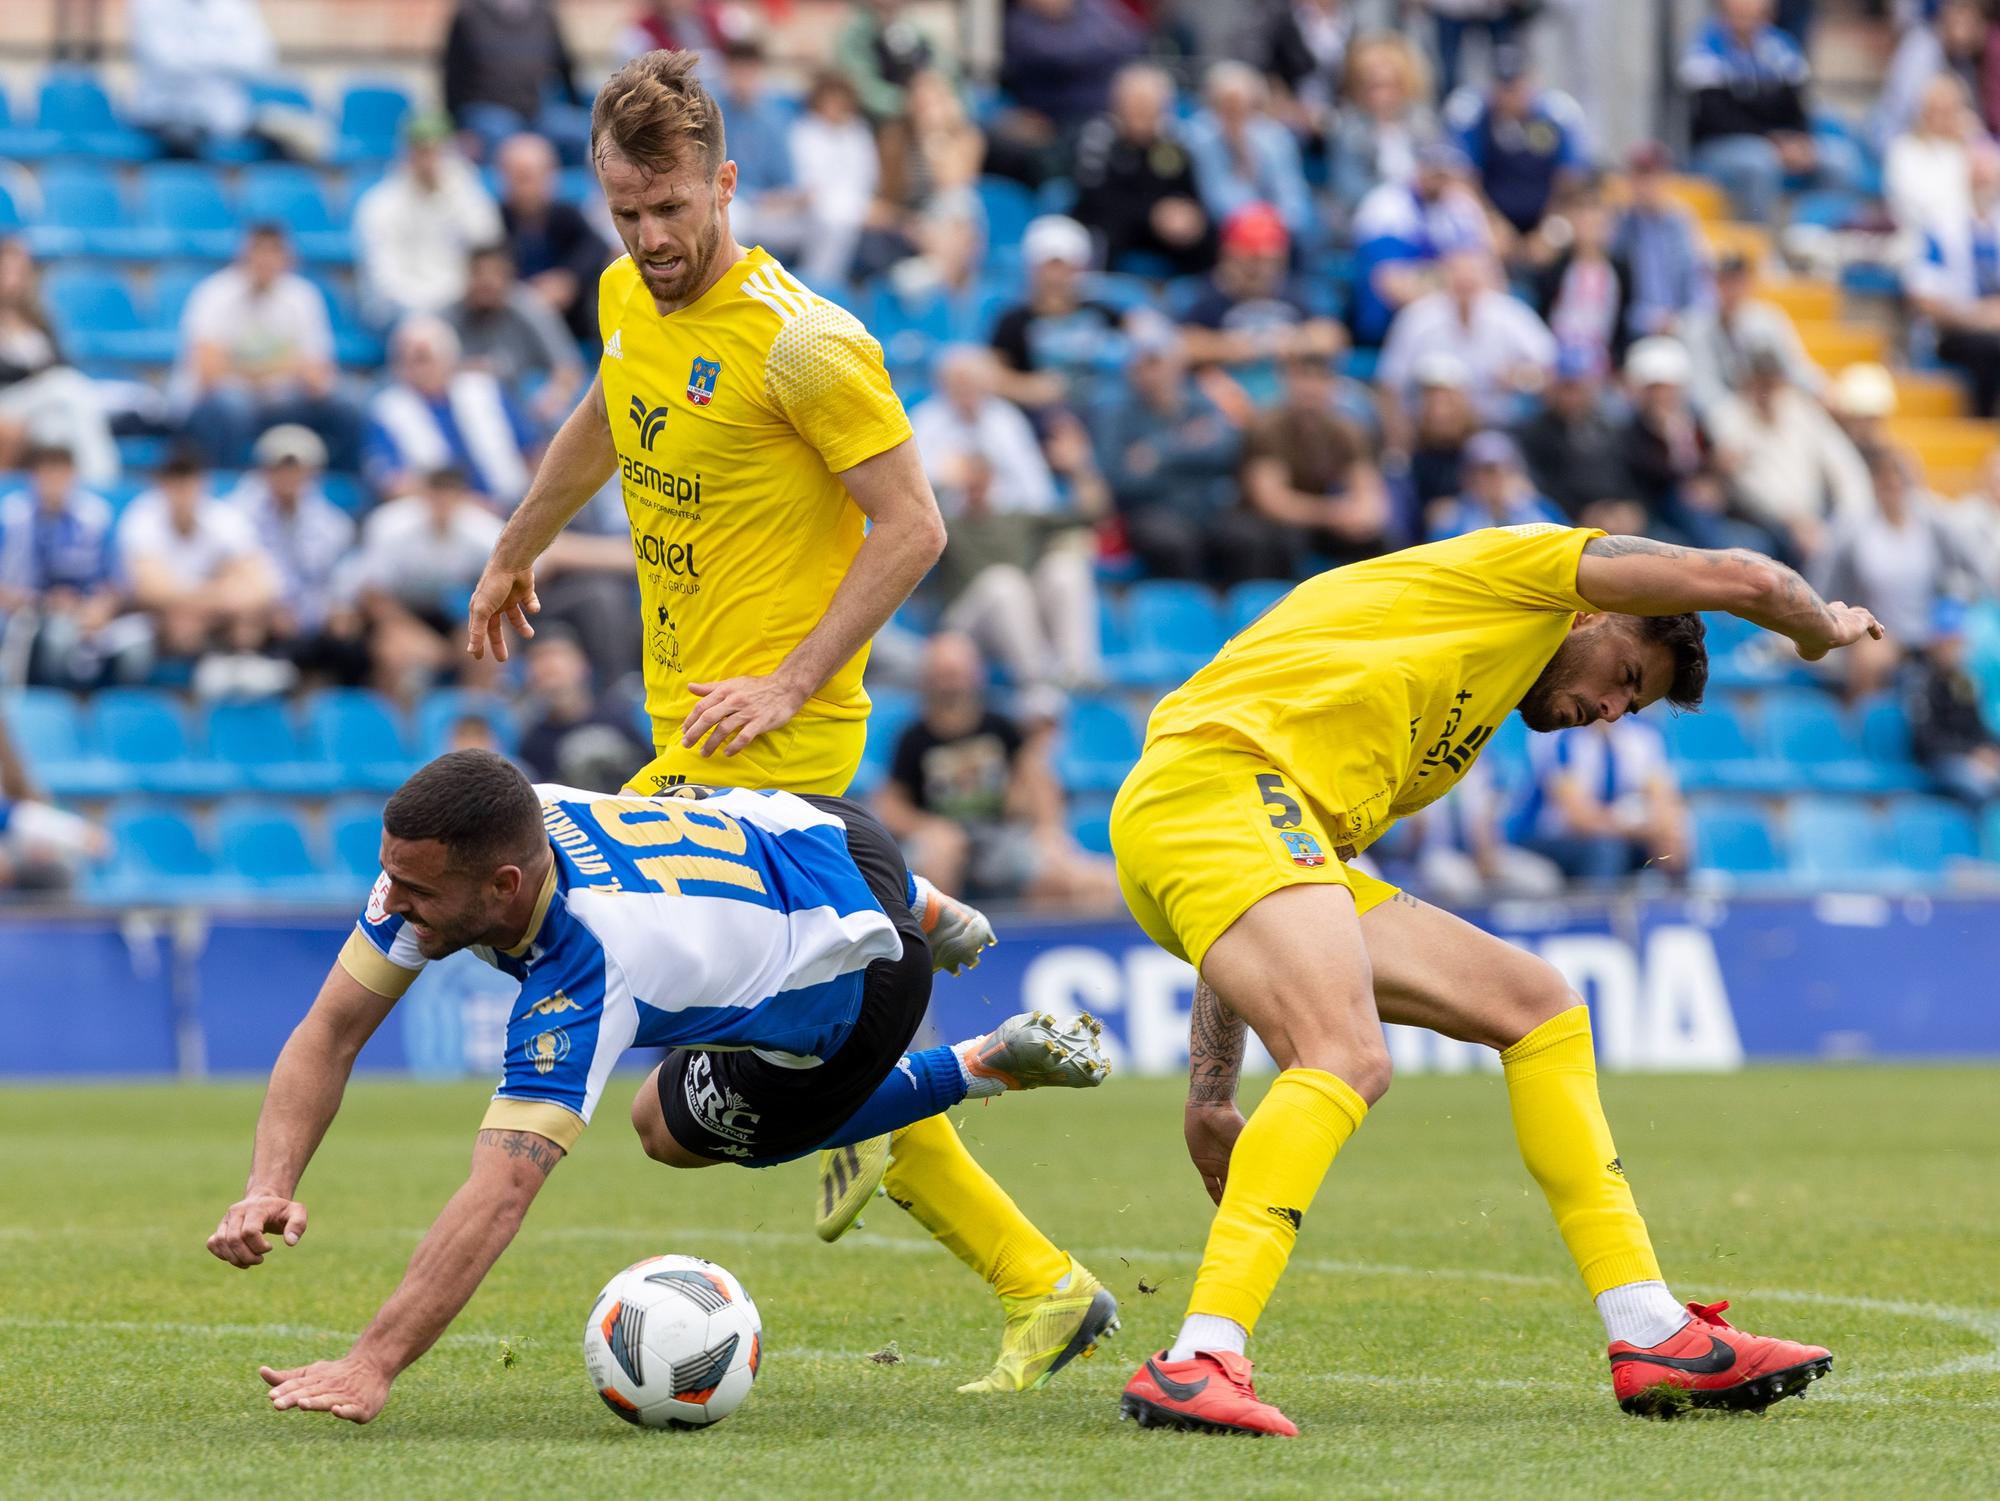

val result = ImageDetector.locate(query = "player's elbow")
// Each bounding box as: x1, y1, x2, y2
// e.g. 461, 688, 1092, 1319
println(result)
913, 502, 948, 565
1724, 550, 1786, 612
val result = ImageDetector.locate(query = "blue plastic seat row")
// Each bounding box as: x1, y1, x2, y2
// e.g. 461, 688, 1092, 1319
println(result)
9, 687, 517, 799
41, 262, 380, 368
1099, 578, 1292, 688
1663, 688, 1929, 797
1692, 794, 1999, 886
85, 795, 384, 905
21, 160, 354, 264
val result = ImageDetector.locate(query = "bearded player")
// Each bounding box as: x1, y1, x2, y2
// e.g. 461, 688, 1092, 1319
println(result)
1111, 526, 1879, 1435
464, 51, 1118, 1395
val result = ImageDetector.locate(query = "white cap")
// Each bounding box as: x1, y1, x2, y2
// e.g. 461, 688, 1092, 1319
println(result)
1625, 335, 1691, 387
1023, 214, 1093, 269
1831, 361, 1897, 418
252, 423, 328, 469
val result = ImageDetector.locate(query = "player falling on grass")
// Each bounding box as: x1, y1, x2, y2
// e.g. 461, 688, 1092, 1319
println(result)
206, 751, 1110, 1423
463, 50, 1121, 1396
1111, 526, 1878, 1436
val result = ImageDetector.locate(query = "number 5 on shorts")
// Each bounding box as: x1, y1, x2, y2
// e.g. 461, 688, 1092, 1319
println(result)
1255, 772, 1302, 829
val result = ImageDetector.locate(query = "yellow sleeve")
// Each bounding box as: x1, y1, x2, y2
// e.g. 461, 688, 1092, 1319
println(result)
337, 928, 422, 999
480, 1096, 586, 1151
763, 304, 914, 474
1459, 524, 1604, 613
598, 255, 638, 346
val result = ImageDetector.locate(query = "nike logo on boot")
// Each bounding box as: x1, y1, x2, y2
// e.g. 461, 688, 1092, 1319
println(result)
1609, 1335, 1737, 1374
1145, 1358, 1211, 1401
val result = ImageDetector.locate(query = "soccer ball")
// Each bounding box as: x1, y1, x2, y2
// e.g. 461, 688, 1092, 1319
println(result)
583, 1254, 763, 1428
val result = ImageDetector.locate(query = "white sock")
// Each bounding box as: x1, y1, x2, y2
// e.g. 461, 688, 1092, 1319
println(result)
1166, 1312, 1247, 1362
952, 1039, 1006, 1099
1595, 1280, 1691, 1348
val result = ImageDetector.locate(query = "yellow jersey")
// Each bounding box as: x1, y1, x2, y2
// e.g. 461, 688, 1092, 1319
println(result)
596, 247, 913, 743
1145, 524, 1603, 853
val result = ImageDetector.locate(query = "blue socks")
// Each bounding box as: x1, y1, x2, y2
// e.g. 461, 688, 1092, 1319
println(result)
746, 1046, 968, 1166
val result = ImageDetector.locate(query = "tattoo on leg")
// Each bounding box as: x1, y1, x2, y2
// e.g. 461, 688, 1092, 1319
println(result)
1390, 889, 1422, 908
1188, 979, 1247, 1108
475, 1128, 564, 1177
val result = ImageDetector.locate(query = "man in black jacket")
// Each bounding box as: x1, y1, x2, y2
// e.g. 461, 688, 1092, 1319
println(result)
1908, 600, 2000, 804
495, 131, 609, 348
1072, 63, 1216, 276
442, 0, 589, 163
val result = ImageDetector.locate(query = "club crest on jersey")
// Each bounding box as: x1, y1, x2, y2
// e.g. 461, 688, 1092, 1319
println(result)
629, 394, 669, 451
525, 1028, 572, 1075
1280, 830, 1327, 867
686, 356, 721, 406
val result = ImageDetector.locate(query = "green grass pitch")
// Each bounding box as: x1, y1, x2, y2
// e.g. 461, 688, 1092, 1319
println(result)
2, 1067, 1996, 1500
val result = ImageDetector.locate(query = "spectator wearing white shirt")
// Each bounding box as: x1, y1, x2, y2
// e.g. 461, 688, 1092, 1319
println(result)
788, 70, 882, 288
350, 466, 505, 698
1376, 247, 1557, 435
1679, 252, 1822, 416
0, 444, 144, 688
228, 425, 354, 635
1885, 73, 1981, 239
0, 238, 119, 485
363, 316, 535, 507
178, 224, 364, 471
127, 0, 279, 158
910, 346, 1102, 690
1904, 146, 2000, 416
116, 452, 280, 658
1515, 717, 1688, 885
354, 115, 504, 324
1708, 346, 1871, 567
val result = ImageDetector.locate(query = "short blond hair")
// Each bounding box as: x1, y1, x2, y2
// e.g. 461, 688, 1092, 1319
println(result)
591, 49, 726, 178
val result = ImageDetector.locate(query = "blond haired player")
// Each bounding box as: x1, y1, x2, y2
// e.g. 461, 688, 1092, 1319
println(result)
466, 51, 1117, 1395
1111, 527, 1878, 1435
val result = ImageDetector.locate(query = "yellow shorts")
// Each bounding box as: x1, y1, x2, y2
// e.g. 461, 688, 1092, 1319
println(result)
1109, 734, 1400, 972
623, 713, 866, 797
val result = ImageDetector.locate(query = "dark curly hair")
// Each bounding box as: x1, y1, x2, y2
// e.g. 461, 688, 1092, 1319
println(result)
383, 750, 543, 870
1636, 611, 1708, 711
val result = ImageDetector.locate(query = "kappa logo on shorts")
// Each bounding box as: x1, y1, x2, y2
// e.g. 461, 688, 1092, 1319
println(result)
1279, 829, 1327, 867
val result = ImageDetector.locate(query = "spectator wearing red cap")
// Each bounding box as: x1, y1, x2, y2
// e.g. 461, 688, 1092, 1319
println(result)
1176, 204, 1347, 370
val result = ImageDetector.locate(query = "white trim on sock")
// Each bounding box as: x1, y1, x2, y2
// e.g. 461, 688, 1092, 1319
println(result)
1167, 1313, 1247, 1362
952, 1040, 1005, 1099
1595, 1280, 1691, 1348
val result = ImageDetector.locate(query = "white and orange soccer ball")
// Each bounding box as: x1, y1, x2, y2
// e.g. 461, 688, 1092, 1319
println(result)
583, 1254, 763, 1428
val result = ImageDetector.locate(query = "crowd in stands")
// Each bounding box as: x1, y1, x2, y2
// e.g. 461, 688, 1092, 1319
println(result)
7, 0, 2000, 909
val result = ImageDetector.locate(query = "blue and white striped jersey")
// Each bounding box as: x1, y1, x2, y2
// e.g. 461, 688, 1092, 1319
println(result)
337, 783, 902, 1149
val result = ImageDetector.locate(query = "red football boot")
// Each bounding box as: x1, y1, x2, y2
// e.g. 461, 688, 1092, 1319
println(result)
1609, 1299, 1833, 1417
1119, 1350, 1299, 1437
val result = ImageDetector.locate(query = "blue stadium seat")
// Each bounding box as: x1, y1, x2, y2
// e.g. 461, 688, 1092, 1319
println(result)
1853, 694, 1931, 793
1117, 580, 1227, 685
240, 163, 351, 264
36, 70, 158, 160
150, 263, 212, 333
1225, 579, 1291, 636
975, 176, 1037, 252
855, 686, 918, 796
1759, 688, 1877, 792
40, 266, 175, 364
1056, 696, 1142, 794
214, 799, 338, 900
25, 163, 134, 258
139, 162, 241, 260
305, 271, 385, 367
333, 82, 412, 164
0, 179, 20, 234
328, 797, 386, 884
302, 689, 418, 791
206, 698, 335, 795
1887, 796, 1981, 876
93, 688, 238, 796
416, 689, 520, 757
92, 801, 217, 903
1787, 796, 1896, 887
4, 688, 121, 797
1690, 799, 1785, 879
0, 85, 61, 158
1069, 805, 1114, 856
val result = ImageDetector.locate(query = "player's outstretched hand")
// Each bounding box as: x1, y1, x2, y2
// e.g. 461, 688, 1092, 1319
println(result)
679, 671, 810, 758
465, 560, 541, 662
260, 1353, 392, 1424
1796, 602, 1884, 662
207, 1192, 308, 1268
1184, 1102, 1246, 1207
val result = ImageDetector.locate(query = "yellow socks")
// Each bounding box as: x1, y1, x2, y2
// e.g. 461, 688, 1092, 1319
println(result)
881, 1114, 1071, 1300
1184, 1068, 1368, 1332
1501, 1004, 1662, 1296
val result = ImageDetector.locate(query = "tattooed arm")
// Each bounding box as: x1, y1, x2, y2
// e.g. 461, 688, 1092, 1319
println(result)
1188, 979, 1248, 1107
1185, 981, 1250, 1205
257, 1125, 564, 1423
1576, 534, 1883, 660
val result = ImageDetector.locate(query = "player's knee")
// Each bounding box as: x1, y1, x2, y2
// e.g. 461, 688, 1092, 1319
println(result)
1341, 1038, 1394, 1106
630, 1086, 702, 1168
1487, 956, 1576, 1051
